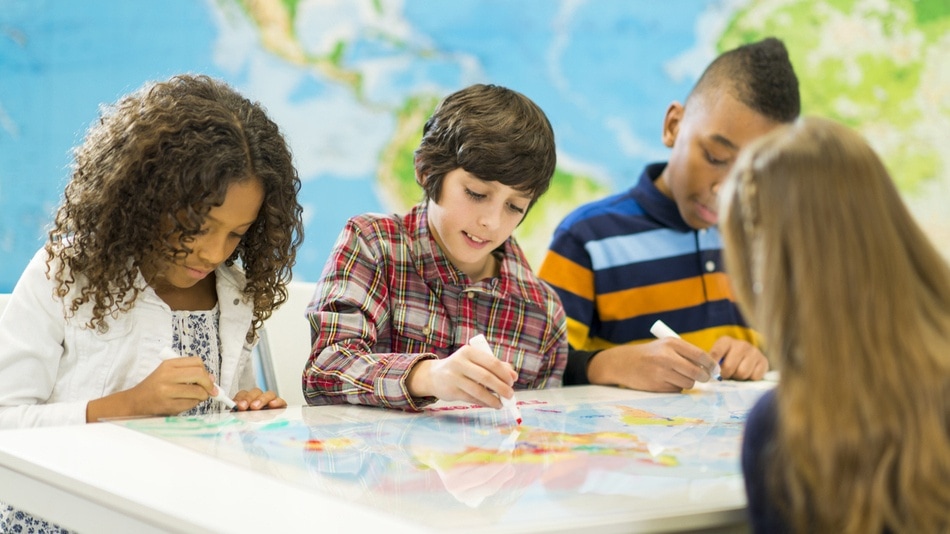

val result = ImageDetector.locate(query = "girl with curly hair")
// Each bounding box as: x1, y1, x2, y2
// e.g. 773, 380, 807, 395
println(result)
0, 74, 303, 429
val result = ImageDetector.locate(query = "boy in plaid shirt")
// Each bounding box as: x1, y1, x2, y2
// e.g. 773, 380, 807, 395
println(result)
304, 84, 568, 411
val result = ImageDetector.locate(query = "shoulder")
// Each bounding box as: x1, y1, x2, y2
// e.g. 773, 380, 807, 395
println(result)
552, 187, 653, 246
8, 247, 59, 303
341, 212, 408, 244
744, 389, 778, 452
19, 246, 77, 298
501, 239, 567, 310
559, 189, 642, 226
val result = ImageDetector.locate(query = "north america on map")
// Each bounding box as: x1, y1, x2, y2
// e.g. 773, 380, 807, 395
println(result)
1, 0, 948, 292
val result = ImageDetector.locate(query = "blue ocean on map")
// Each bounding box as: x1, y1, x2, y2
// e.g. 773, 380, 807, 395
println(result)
5, 0, 950, 291
0, 0, 712, 290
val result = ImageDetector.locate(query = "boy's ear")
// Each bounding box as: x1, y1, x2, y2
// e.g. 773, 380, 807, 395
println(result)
414, 155, 426, 186
662, 101, 684, 148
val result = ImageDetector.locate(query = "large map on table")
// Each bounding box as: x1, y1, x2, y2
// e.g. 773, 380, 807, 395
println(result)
116, 383, 772, 531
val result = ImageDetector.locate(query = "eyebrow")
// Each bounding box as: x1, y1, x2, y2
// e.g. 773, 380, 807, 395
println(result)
709, 133, 739, 151
206, 213, 257, 228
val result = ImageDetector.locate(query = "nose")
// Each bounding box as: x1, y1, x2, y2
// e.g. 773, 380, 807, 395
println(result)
194, 231, 233, 267
477, 202, 503, 231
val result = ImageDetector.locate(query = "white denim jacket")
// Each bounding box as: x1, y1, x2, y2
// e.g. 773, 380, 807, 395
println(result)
0, 248, 257, 429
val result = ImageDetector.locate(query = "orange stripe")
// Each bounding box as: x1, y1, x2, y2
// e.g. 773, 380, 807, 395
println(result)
538, 251, 594, 301
566, 316, 591, 349
599, 272, 736, 321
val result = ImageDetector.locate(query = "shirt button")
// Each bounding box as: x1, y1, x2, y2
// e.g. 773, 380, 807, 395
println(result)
422, 326, 431, 335
705, 260, 716, 272
467, 292, 475, 299
233, 298, 240, 305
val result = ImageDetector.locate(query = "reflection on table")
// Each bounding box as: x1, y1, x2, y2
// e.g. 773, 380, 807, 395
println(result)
114, 382, 772, 532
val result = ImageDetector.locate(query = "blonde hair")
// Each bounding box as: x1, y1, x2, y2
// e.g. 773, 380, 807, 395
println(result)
720, 116, 950, 533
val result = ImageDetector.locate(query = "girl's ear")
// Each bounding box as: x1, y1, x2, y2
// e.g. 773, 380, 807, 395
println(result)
662, 101, 684, 148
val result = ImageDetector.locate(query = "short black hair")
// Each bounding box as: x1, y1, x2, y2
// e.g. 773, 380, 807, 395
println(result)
689, 37, 800, 123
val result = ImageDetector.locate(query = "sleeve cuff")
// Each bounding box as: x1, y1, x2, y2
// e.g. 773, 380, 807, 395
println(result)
563, 346, 600, 386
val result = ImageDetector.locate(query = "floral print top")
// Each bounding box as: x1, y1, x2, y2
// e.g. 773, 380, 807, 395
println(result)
171, 304, 223, 415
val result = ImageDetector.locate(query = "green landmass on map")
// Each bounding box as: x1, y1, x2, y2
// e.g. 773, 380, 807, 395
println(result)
720, 0, 950, 193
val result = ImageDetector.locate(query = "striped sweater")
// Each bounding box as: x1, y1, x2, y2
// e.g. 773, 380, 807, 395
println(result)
539, 163, 758, 355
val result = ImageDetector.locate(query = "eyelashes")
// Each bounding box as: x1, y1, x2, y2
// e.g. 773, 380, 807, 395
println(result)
464, 188, 526, 214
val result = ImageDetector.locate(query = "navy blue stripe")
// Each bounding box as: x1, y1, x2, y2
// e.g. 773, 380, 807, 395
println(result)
598, 300, 748, 345
592, 248, 724, 294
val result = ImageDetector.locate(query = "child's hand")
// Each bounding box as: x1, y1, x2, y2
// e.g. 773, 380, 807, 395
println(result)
232, 388, 287, 411
130, 356, 216, 416
586, 339, 716, 392
406, 345, 518, 407
710, 336, 769, 381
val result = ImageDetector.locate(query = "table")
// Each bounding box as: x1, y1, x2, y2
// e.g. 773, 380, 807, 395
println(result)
0, 383, 772, 533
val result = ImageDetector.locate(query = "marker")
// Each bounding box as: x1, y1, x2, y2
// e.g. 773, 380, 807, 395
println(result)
649, 320, 722, 381
468, 334, 522, 425
159, 347, 238, 410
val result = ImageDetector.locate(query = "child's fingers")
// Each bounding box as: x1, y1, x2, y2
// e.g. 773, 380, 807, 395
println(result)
249, 390, 277, 410
664, 339, 717, 377
455, 378, 504, 408
458, 345, 516, 386
231, 389, 287, 410
266, 396, 288, 409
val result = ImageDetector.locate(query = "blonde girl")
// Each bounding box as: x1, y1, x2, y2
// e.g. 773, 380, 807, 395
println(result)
721, 116, 950, 533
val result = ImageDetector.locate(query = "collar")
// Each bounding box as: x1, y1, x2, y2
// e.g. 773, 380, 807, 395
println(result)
630, 162, 693, 232
404, 203, 548, 308
136, 262, 249, 308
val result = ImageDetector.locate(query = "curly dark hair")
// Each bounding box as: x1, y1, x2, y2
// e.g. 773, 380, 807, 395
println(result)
46, 74, 304, 339
413, 84, 556, 211
689, 37, 800, 123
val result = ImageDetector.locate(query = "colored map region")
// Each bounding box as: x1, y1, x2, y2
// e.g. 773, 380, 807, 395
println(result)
117, 382, 772, 531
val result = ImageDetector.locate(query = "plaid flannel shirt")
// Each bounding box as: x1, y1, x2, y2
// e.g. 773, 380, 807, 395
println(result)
304, 203, 568, 410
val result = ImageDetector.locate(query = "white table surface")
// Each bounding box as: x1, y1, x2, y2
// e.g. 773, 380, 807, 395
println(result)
0, 383, 772, 533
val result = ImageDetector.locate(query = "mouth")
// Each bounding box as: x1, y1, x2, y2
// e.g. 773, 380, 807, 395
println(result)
463, 231, 491, 247
184, 266, 213, 280
694, 200, 718, 225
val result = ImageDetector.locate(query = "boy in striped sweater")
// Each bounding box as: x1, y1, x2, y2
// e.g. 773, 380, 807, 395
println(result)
540, 37, 800, 392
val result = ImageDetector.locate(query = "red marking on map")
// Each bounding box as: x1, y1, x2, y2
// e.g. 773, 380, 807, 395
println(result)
426, 399, 548, 412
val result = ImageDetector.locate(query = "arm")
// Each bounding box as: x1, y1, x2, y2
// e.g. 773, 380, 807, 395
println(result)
303, 220, 438, 410
564, 346, 597, 386
0, 251, 83, 428
540, 223, 722, 391
0, 251, 229, 427
404, 345, 517, 409
585, 339, 717, 392
232, 337, 287, 411
742, 390, 786, 532
537, 229, 599, 354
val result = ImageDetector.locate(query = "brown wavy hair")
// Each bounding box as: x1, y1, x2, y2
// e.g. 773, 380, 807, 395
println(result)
413, 83, 556, 211
721, 116, 950, 533
46, 74, 304, 339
